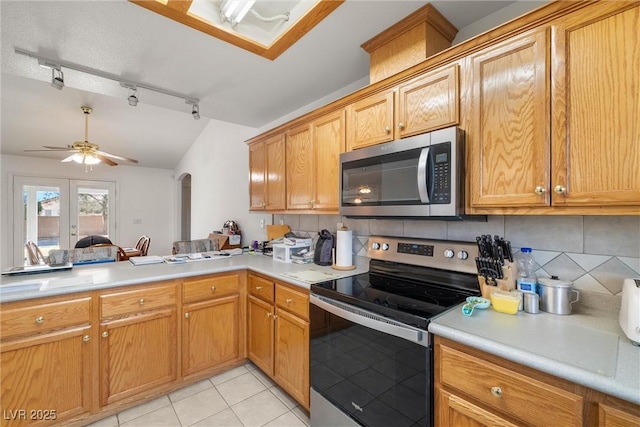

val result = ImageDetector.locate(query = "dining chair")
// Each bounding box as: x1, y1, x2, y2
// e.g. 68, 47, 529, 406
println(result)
75, 235, 113, 249
135, 235, 151, 256
26, 240, 47, 265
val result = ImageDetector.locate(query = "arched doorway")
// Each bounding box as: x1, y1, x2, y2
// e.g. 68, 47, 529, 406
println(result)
179, 173, 191, 241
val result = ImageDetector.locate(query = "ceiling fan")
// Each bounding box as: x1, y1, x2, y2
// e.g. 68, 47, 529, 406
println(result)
24, 106, 139, 167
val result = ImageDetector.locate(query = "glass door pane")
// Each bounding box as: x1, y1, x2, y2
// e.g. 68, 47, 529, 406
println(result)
70, 180, 116, 247
13, 177, 70, 265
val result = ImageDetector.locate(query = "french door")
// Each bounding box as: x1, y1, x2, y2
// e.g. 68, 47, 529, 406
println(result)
13, 176, 117, 265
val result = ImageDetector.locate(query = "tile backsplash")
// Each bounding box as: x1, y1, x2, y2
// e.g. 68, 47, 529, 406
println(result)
273, 214, 640, 296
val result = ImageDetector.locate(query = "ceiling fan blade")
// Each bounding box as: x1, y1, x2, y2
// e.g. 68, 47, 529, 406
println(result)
95, 150, 139, 164
43, 145, 72, 150
95, 154, 118, 166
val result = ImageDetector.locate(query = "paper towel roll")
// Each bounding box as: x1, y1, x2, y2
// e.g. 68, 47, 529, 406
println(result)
335, 228, 353, 267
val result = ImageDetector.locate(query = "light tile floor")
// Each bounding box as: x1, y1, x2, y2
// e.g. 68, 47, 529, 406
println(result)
86, 362, 310, 427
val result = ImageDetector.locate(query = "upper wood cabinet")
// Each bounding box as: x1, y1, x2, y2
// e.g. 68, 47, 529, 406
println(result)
468, 2, 640, 213
249, 133, 286, 211
397, 63, 459, 138
346, 90, 395, 150
287, 110, 345, 211
467, 28, 550, 208
346, 63, 459, 151
550, 1, 640, 208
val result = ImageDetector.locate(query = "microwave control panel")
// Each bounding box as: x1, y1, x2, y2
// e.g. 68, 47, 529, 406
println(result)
431, 141, 451, 204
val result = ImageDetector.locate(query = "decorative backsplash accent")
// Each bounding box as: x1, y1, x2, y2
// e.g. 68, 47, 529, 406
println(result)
274, 214, 640, 296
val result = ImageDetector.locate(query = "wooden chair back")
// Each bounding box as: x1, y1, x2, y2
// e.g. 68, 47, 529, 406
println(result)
26, 241, 47, 265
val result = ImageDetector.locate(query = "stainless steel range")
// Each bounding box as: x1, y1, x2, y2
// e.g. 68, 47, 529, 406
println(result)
309, 236, 480, 427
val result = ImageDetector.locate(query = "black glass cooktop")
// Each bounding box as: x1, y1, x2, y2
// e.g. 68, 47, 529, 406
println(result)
311, 260, 480, 329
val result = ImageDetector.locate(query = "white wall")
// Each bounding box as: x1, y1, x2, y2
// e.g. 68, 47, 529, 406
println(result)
173, 119, 271, 247
1, 154, 175, 268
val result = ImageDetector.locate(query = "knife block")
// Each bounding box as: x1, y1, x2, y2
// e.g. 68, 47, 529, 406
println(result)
478, 261, 516, 299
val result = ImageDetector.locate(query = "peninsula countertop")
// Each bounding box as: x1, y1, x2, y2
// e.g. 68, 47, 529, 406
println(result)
0, 253, 369, 303
429, 294, 640, 406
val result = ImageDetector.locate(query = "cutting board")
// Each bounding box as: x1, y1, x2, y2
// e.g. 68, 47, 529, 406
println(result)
267, 224, 290, 240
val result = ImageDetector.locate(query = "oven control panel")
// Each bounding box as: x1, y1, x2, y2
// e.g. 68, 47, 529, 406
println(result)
368, 236, 479, 274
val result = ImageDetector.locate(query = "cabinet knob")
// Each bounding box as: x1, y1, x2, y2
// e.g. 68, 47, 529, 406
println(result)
385, 126, 391, 134
101, 331, 109, 338
397, 123, 405, 130
273, 314, 278, 320
138, 298, 145, 306
266, 312, 272, 318
534, 186, 546, 195
285, 298, 292, 304
184, 313, 190, 318
35, 316, 44, 324
82, 335, 90, 342
255, 286, 262, 291
490, 386, 502, 398
261, 202, 266, 207
211, 286, 216, 292
554, 185, 567, 194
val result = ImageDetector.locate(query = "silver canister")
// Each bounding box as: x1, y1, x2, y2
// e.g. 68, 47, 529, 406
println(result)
523, 292, 539, 314
538, 278, 580, 315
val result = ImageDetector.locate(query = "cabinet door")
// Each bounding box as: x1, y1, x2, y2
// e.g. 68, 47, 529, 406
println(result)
468, 28, 550, 208
551, 2, 640, 206
100, 308, 177, 406
346, 90, 395, 150
286, 124, 314, 210
436, 389, 518, 427
249, 141, 266, 210
312, 110, 345, 210
274, 308, 309, 410
182, 295, 239, 377
265, 133, 286, 210
247, 295, 274, 376
599, 403, 640, 427
397, 63, 459, 137
1, 326, 92, 427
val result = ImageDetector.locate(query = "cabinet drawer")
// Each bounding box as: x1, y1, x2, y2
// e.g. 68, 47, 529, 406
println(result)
183, 273, 239, 303
275, 284, 309, 320
1, 297, 91, 339
439, 345, 583, 426
249, 274, 274, 302
101, 283, 176, 318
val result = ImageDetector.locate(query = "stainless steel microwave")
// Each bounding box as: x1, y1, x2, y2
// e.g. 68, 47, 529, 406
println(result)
340, 126, 467, 219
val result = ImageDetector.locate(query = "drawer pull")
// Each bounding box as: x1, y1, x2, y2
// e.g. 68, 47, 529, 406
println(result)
82, 335, 90, 342
139, 299, 145, 306
102, 331, 109, 338
35, 316, 45, 324
255, 286, 263, 291
184, 313, 190, 318
491, 386, 502, 398
285, 298, 292, 304
211, 286, 216, 292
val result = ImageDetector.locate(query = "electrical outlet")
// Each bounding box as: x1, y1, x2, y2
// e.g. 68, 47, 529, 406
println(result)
260, 219, 265, 228
279, 219, 284, 225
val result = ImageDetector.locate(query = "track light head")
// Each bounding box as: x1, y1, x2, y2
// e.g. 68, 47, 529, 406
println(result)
186, 99, 201, 120
51, 68, 64, 90
127, 87, 139, 107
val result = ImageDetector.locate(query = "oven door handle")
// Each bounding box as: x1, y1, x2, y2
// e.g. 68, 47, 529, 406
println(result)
310, 294, 424, 344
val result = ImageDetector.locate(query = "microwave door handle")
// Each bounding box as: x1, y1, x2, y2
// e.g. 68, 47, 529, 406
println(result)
417, 147, 430, 203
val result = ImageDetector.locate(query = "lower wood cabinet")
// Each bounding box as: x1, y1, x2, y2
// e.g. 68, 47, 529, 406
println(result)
247, 273, 310, 410
182, 273, 242, 377
435, 336, 640, 427
0, 295, 93, 427
99, 282, 178, 406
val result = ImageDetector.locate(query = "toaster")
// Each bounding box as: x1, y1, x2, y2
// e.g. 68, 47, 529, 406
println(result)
619, 278, 640, 346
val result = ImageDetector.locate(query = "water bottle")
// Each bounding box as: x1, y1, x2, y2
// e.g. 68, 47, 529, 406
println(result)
516, 247, 537, 294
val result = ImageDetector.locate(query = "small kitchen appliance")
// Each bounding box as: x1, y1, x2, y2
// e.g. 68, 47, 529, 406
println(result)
309, 236, 480, 427
619, 278, 640, 346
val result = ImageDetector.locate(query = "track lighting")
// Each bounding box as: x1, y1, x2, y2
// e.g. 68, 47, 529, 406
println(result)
51, 67, 64, 90
125, 85, 139, 106
186, 99, 200, 120
17, 48, 201, 118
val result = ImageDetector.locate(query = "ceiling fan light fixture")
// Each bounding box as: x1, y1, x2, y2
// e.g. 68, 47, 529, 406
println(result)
71, 152, 101, 165
51, 68, 64, 90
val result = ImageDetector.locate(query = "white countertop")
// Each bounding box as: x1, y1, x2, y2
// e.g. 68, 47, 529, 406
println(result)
429, 295, 640, 406
0, 253, 369, 303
